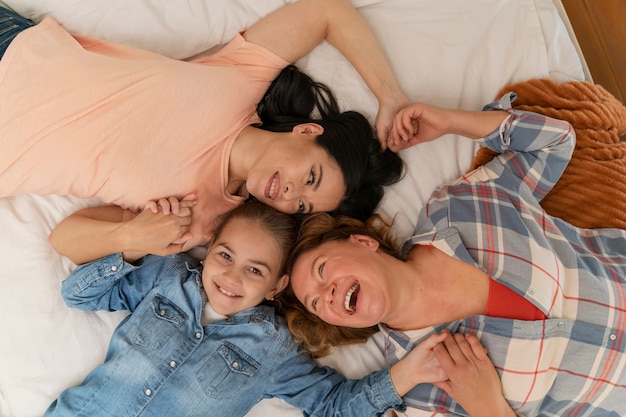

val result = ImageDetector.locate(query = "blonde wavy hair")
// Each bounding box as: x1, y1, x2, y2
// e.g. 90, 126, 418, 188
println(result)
276, 212, 403, 358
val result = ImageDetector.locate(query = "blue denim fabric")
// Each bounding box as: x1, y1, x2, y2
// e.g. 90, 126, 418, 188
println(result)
46, 253, 405, 417
0, 6, 34, 60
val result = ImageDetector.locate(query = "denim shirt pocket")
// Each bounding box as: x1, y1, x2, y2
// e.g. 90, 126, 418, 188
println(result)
196, 341, 260, 399
130, 294, 187, 350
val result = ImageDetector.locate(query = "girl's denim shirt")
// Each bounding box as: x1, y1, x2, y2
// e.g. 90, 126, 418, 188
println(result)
46, 253, 405, 416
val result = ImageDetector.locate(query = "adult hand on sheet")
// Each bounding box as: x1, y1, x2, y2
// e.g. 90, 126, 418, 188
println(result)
387, 102, 452, 152
432, 332, 516, 417
121, 194, 197, 260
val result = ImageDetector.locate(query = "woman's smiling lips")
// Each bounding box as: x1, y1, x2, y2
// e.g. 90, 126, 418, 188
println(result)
343, 282, 360, 313
265, 172, 280, 200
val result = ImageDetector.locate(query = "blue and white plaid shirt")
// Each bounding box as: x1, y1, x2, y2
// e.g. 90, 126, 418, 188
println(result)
383, 94, 626, 416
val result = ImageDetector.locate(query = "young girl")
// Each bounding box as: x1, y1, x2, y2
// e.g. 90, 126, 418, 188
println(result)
46, 200, 448, 417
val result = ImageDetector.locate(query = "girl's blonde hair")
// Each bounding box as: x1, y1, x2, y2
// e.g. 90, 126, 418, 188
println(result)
277, 212, 402, 357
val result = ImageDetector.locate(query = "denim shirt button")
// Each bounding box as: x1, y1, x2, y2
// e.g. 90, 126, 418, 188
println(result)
159, 309, 166, 316
170, 361, 177, 368
232, 361, 239, 369
195, 332, 202, 339
145, 389, 152, 396
111, 265, 118, 272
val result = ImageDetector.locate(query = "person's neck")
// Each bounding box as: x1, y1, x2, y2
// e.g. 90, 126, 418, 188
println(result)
383, 244, 488, 331
227, 126, 270, 196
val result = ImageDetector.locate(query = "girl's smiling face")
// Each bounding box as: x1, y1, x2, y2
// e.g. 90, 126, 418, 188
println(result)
202, 218, 288, 316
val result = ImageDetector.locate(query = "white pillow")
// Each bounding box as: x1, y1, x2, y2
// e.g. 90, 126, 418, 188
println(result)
2, 0, 291, 59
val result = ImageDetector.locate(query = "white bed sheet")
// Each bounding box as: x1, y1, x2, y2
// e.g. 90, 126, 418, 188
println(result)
0, 1, 585, 416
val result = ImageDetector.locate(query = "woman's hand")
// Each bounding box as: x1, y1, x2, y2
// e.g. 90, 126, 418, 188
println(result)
388, 102, 511, 152
433, 332, 516, 417
387, 102, 453, 152
49, 194, 198, 265
376, 93, 410, 151
389, 331, 449, 396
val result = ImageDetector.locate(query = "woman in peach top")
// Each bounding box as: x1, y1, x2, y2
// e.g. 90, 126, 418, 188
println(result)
0, 0, 405, 255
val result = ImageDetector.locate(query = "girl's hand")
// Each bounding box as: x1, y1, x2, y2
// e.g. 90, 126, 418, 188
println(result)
389, 331, 449, 396
144, 193, 197, 216
388, 102, 453, 152
433, 333, 516, 417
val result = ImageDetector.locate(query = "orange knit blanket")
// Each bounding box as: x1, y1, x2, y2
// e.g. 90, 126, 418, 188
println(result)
470, 78, 626, 229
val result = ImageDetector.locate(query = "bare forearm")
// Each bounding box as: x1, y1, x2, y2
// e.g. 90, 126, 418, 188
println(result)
447, 108, 509, 139
245, 0, 405, 107
324, 0, 405, 106
49, 208, 135, 265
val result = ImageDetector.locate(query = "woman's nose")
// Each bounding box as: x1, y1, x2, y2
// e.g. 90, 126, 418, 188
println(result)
283, 182, 300, 200
322, 284, 336, 304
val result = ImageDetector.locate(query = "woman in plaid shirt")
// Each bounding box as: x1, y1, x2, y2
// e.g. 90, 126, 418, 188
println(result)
287, 93, 626, 416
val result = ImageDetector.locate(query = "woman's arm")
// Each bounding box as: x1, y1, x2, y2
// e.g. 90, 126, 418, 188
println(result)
388, 100, 510, 151
49, 197, 195, 265
243, 0, 408, 144
389, 95, 575, 200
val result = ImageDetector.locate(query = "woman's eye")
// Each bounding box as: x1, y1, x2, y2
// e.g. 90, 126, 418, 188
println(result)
306, 168, 316, 186
219, 252, 231, 261
312, 298, 319, 312
318, 262, 325, 277
297, 200, 305, 214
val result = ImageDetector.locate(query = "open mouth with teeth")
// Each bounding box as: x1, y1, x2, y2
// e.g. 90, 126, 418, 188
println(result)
216, 283, 241, 298
265, 172, 279, 200
344, 282, 360, 313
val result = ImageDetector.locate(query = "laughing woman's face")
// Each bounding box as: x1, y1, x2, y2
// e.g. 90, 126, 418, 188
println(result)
290, 235, 391, 329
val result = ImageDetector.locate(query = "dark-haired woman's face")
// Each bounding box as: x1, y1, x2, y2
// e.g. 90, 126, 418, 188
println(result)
246, 128, 346, 214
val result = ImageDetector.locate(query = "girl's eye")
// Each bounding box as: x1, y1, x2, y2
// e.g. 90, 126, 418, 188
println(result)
297, 200, 305, 214
312, 297, 319, 312
306, 168, 316, 186
219, 252, 231, 261
248, 267, 263, 276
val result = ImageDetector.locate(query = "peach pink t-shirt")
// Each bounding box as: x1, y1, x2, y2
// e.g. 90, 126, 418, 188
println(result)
0, 18, 288, 243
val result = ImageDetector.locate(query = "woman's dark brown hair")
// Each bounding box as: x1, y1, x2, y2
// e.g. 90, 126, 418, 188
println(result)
257, 65, 404, 221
